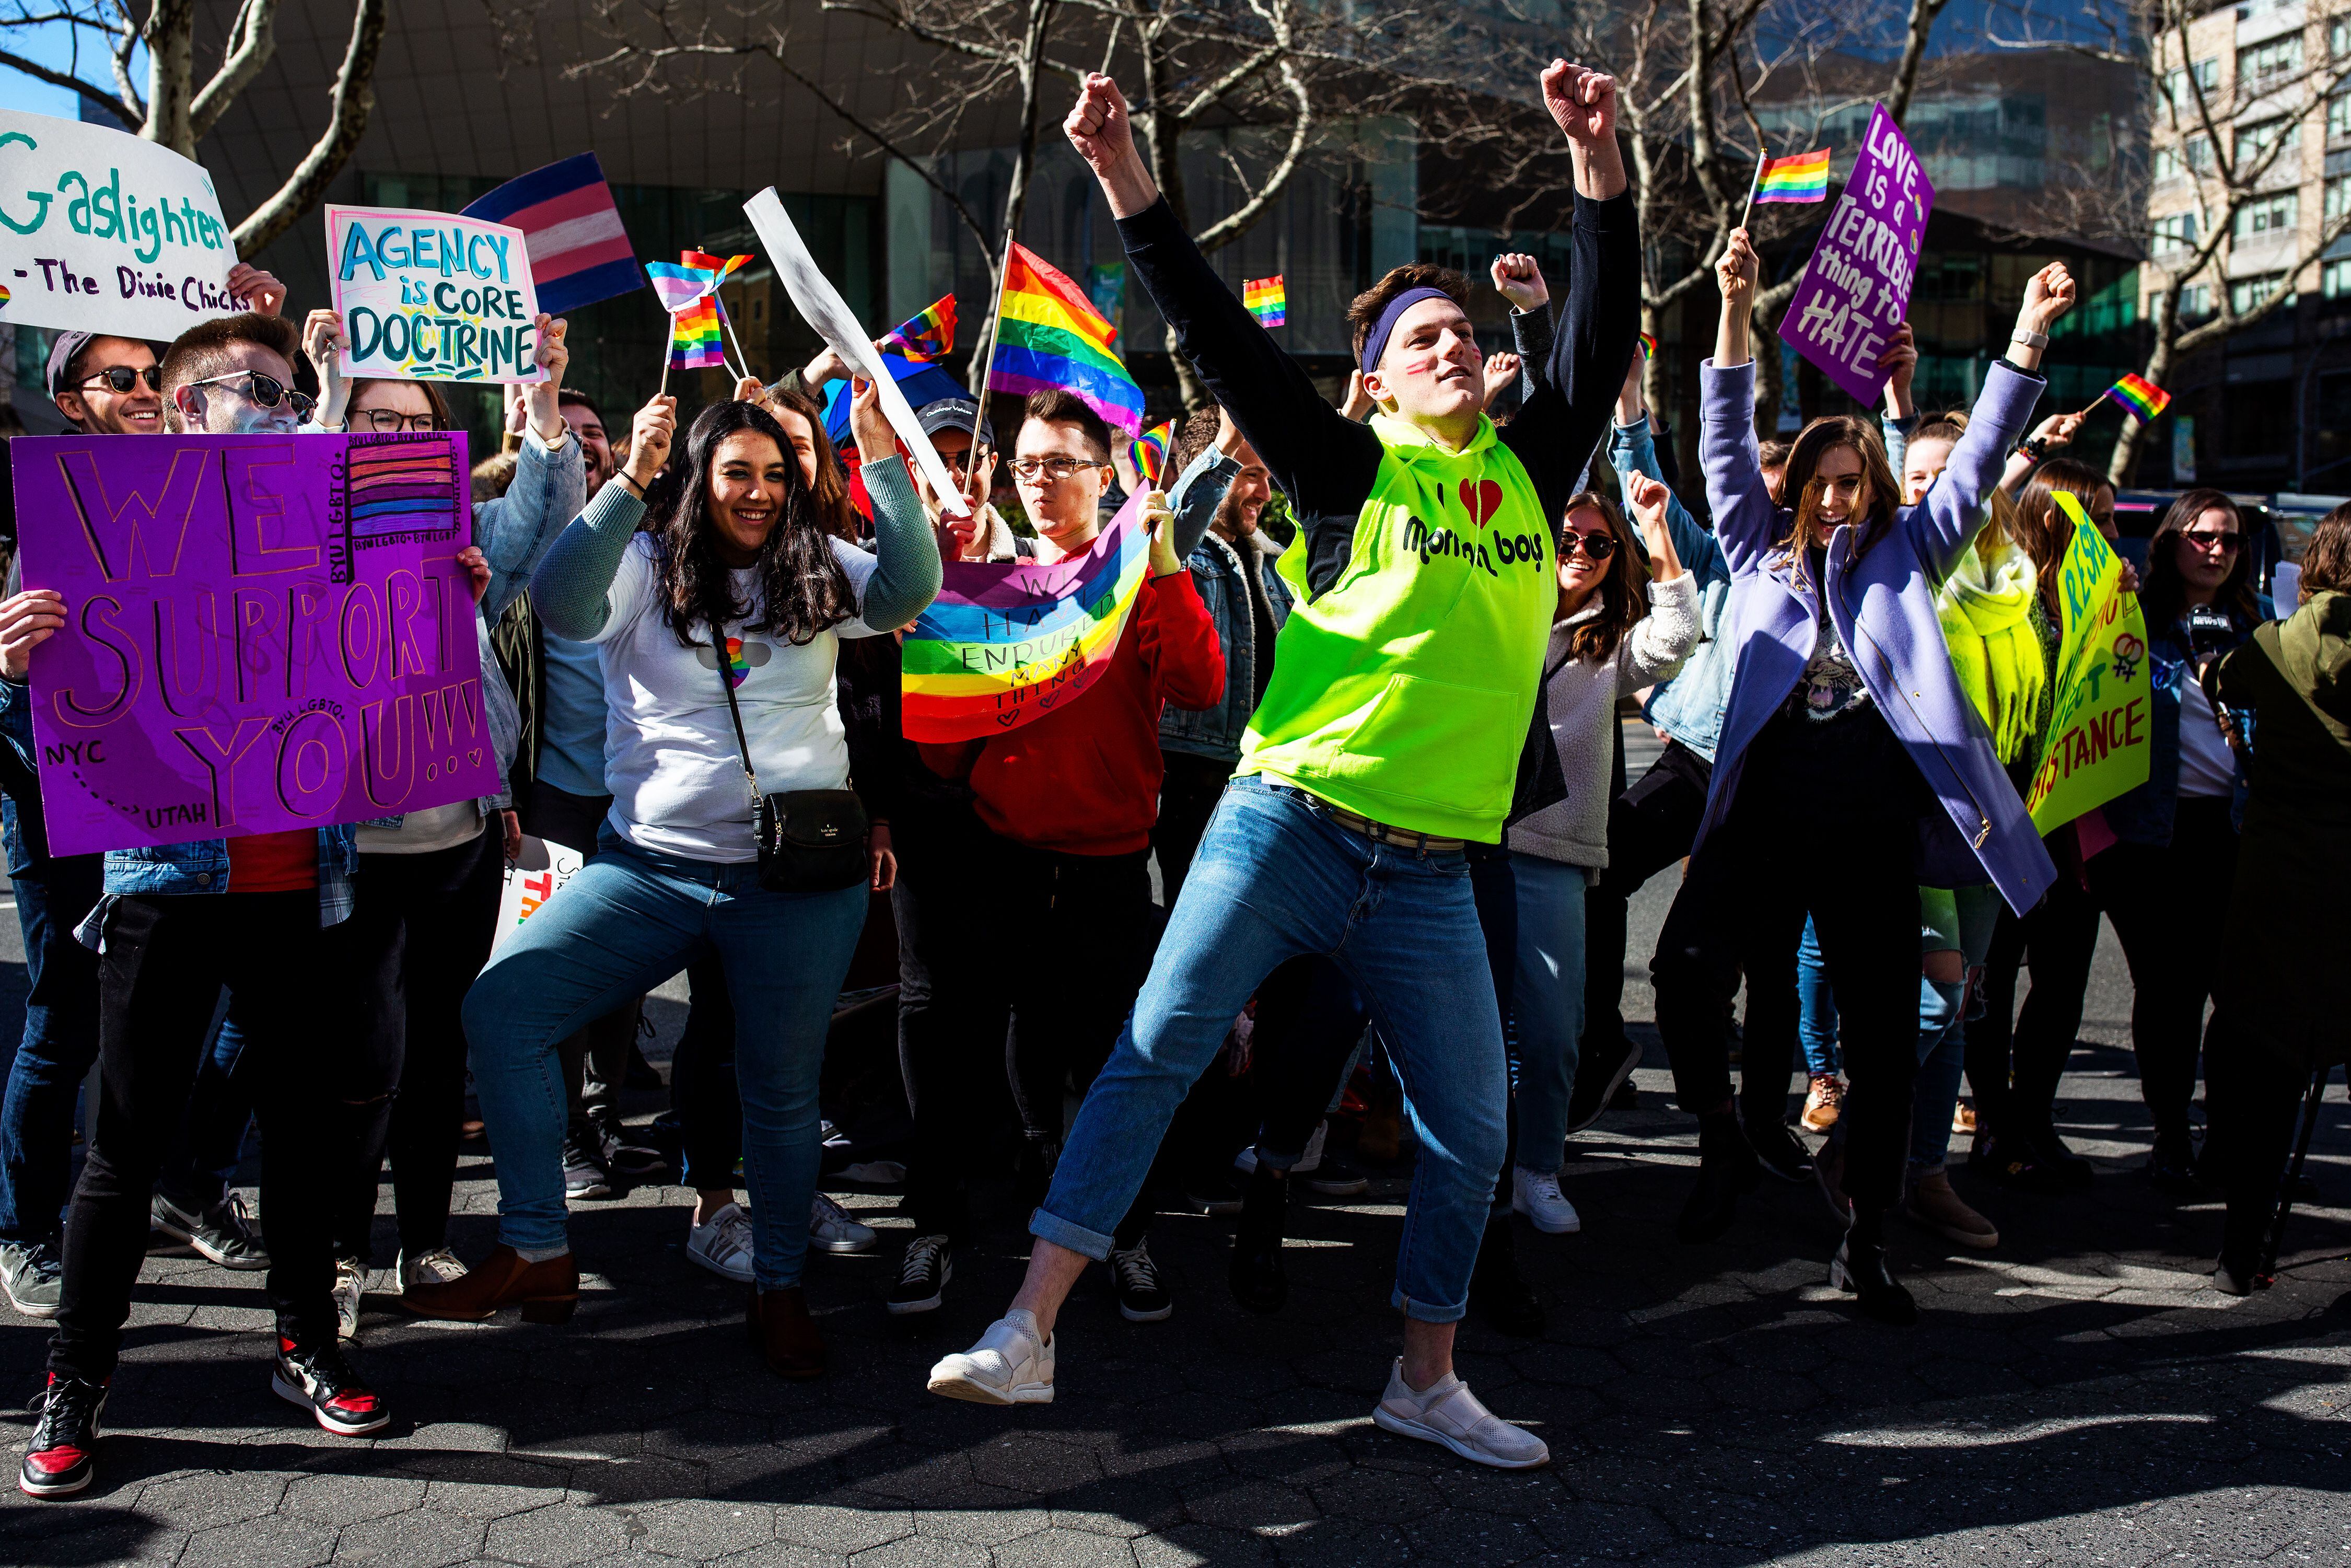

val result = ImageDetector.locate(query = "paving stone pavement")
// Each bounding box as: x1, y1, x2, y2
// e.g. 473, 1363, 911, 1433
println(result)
1, 846, 2347, 1565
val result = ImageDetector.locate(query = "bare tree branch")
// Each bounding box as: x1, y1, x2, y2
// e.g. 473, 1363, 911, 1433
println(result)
190, 0, 278, 143
230, 0, 387, 253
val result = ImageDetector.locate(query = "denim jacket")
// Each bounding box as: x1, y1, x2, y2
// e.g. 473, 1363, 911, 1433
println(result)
1613, 416, 1734, 761
1157, 446, 1294, 762
2100, 600, 2263, 846
360, 424, 584, 835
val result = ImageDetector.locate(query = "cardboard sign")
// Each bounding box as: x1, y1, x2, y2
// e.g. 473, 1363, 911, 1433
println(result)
2025, 493, 2153, 834
742, 188, 970, 514
325, 204, 544, 383
1778, 104, 1935, 407
8, 431, 501, 857
493, 833, 586, 955
0, 108, 251, 340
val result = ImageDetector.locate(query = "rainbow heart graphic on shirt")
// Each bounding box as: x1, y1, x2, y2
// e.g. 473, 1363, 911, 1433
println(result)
696, 635, 771, 687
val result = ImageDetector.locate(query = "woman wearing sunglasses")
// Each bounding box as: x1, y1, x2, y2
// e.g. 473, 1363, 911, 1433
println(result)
1503, 476, 1695, 1240
2079, 491, 2265, 1197
293, 308, 586, 1332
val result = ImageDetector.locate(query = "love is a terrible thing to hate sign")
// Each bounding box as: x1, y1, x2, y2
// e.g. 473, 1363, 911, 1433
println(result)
327, 204, 545, 384
8, 431, 502, 857
1778, 103, 1936, 408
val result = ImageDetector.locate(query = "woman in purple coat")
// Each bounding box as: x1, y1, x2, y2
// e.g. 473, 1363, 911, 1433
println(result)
1650, 228, 2075, 1323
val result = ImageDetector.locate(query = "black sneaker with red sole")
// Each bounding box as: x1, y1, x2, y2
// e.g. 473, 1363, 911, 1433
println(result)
272, 1336, 389, 1437
19, 1373, 106, 1499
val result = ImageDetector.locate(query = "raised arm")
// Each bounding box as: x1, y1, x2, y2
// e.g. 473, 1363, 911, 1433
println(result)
474, 420, 585, 622
845, 377, 943, 631
1611, 357, 1718, 579
529, 395, 674, 642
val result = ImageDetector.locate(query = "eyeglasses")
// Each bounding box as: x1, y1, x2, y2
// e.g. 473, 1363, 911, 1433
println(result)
77, 365, 161, 394
2181, 529, 2242, 554
1007, 456, 1108, 483
1561, 529, 1617, 563
355, 408, 439, 433
182, 370, 316, 421
938, 446, 991, 474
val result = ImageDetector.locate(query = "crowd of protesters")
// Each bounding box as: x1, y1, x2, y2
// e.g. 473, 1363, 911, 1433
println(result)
1, 58, 2345, 1497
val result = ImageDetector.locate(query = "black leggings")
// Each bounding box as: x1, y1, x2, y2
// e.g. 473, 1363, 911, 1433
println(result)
1966, 858, 2100, 1139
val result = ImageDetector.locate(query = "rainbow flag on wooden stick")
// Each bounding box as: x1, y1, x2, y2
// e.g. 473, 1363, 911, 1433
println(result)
881, 295, 957, 362
1244, 275, 1286, 328
1756, 148, 1832, 203
2102, 373, 2171, 423
900, 487, 1154, 740
985, 242, 1146, 434
668, 294, 726, 370
1131, 418, 1174, 486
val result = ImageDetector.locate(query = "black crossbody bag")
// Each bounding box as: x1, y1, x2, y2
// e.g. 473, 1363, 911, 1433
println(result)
709, 620, 868, 893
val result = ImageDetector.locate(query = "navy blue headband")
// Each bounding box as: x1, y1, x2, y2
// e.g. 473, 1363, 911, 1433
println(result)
1359, 286, 1453, 376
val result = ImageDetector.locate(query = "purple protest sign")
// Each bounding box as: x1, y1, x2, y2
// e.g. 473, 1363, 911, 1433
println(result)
1777, 103, 1935, 407
7, 431, 499, 857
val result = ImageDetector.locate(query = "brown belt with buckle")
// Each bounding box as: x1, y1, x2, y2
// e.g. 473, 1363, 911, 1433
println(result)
1319, 803, 1469, 856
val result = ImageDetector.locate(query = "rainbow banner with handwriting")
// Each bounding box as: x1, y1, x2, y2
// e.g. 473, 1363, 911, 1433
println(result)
901, 487, 1151, 740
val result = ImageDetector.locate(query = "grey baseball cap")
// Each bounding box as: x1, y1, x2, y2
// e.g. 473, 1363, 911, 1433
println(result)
44, 331, 97, 397
915, 396, 993, 448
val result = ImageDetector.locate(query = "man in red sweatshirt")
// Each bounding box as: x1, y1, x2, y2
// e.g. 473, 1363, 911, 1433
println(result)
888, 388, 1223, 1326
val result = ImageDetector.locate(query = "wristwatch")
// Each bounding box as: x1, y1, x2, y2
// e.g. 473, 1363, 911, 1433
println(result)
2010, 327, 2049, 350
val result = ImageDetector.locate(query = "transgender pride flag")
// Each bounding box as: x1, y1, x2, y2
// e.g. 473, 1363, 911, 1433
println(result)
463, 153, 642, 316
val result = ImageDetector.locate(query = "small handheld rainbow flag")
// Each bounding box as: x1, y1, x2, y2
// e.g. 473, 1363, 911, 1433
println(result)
986, 242, 1146, 434
1130, 418, 1174, 486
1243, 275, 1287, 328
1755, 148, 1832, 204
669, 295, 726, 370
2102, 373, 2171, 423
880, 295, 957, 362
646, 260, 713, 316
1638, 331, 1658, 361
682, 250, 753, 286
900, 487, 1155, 741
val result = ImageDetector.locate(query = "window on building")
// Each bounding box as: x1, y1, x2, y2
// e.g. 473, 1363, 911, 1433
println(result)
2154, 133, 2217, 182
2235, 190, 2300, 238
2237, 117, 2302, 170
2166, 57, 2221, 118
2330, 175, 2351, 220
2179, 283, 2215, 319
2336, 18, 2351, 59
2323, 258, 2351, 297
2230, 272, 2290, 313
2239, 34, 2306, 92
2152, 212, 2199, 255
2332, 90, 2351, 144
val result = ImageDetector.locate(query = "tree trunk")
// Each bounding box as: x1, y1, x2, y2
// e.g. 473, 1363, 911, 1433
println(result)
230, 0, 388, 254
143, 0, 197, 155
2109, 332, 2177, 486
965, 0, 1061, 398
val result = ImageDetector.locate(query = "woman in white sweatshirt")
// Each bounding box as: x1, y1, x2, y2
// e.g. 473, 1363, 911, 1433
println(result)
1506, 472, 1700, 1234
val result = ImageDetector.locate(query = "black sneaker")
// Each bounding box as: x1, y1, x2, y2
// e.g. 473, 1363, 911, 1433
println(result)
2019, 1123, 2094, 1190
1110, 1239, 1172, 1322
1293, 1122, 1369, 1198
599, 1118, 667, 1179
2146, 1132, 2207, 1200
19, 1374, 105, 1499
272, 1335, 390, 1437
886, 1234, 953, 1316
624, 1040, 664, 1091
1745, 1119, 1815, 1184
1183, 1172, 1245, 1216
1566, 1036, 1644, 1135
151, 1190, 269, 1270
562, 1131, 616, 1201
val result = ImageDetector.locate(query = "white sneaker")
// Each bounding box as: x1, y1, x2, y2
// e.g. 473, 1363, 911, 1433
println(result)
332, 1258, 366, 1342
397, 1248, 469, 1292
1511, 1167, 1582, 1235
1294, 1122, 1329, 1175
810, 1193, 877, 1254
927, 1309, 1056, 1405
1371, 1358, 1550, 1469
687, 1202, 756, 1284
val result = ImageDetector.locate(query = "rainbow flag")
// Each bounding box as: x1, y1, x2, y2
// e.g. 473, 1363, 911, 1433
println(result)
670, 295, 726, 370
900, 486, 1154, 740
1243, 275, 1286, 328
881, 295, 957, 362
1638, 331, 1658, 360
986, 242, 1146, 434
682, 250, 753, 287
1130, 418, 1174, 486
1756, 148, 1832, 203
2103, 373, 2170, 423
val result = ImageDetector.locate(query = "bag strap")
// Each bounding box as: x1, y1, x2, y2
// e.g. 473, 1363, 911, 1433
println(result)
708, 618, 762, 805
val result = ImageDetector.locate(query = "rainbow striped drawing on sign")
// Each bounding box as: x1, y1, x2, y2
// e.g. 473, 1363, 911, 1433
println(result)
339, 433, 464, 572
900, 487, 1152, 741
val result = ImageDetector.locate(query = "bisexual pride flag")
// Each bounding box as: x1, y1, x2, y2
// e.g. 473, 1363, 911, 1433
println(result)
1243, 275, 1286, 328
2103, 374, 2171, 423
881, 295, 957, 362
900, 486, 1153, 741
462, 153, 642, 315
1756, 148, 1832, 203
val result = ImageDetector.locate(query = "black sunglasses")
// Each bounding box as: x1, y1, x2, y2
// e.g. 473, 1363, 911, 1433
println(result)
79, 365, 162, 394
183, 370, 316, 421
1561, 528, 1617, 563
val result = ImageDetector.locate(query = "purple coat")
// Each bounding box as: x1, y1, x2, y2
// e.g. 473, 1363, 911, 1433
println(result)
1696, 358, 2057, 914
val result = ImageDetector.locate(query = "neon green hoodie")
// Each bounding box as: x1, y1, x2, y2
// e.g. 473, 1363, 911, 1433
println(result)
1238, 412, 1556, 840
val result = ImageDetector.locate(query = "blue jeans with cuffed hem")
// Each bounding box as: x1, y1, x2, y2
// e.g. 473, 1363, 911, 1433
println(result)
1796, 915, 1840, 1077
464, 829, 865, 1286
1509, 853, 1587, 1177
1908, 885, 2003, 1175
1031, 775, 1507, 1324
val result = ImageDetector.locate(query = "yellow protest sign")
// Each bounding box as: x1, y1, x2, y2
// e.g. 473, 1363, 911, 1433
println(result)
2024, 492, 2152, 833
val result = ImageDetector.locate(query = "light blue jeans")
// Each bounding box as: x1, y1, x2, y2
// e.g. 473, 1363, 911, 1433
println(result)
1796, 915, 1841, 1076
1908, 885, 2004, 1175
1510, 853, 1588, 1176
463, 828, 866, 1287
1035, 775, 1507, 1323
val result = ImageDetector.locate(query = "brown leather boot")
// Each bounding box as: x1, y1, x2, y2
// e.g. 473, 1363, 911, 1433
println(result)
403, 1245, 579, 1323
746, 1286, 825, 1379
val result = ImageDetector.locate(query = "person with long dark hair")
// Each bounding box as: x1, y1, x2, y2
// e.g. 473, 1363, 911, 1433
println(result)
1654, 226, 2071, 1323
406, 385, 940, 1381
2085, 489, 2264, 1193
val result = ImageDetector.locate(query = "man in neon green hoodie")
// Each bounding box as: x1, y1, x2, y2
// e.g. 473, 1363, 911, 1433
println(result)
927, 63, 1639, 1469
